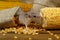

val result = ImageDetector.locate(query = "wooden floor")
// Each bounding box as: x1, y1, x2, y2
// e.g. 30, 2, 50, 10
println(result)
0, 31, 60, 40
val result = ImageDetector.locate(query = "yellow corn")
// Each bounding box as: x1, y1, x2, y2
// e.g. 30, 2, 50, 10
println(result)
0, 1, 33, 12
1, 0, 20, 2
41, 7, 60, 29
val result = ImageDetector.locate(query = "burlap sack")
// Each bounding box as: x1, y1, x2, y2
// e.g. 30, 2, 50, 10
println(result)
0, 7, 19, 28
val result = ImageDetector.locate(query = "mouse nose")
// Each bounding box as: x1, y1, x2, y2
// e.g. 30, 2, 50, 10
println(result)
37, 16, 41, 18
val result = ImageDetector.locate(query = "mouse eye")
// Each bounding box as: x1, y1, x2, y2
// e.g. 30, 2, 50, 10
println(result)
33, 16, 36, 18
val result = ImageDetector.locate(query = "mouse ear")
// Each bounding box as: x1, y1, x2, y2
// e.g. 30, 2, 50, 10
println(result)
16, 7, 25, 15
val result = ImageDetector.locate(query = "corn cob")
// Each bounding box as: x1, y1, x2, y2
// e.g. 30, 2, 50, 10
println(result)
41, 7, 60, 29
